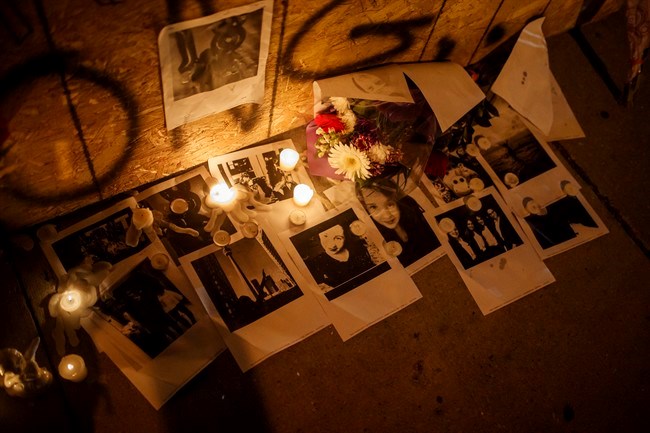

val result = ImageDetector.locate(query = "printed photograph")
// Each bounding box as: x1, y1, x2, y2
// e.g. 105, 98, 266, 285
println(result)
137, 171, 236, 264
211, 146, 300, 205
189, 230, 303, 332
95, 258, 199, 358
478, 130, 556, 189
289, 208, 389, 300
435, 194, 523, 270
520, 187, 607, 255
426, 146, 494, 205
48, 204, 150, 274
169, 8, 262, 101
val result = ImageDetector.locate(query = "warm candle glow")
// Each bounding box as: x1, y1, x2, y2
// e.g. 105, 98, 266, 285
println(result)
292, 184, 314, 207
279, 148, 300, 171
210, 183, 236, 204
58, 354, 87, 382
60, 290, 82, 313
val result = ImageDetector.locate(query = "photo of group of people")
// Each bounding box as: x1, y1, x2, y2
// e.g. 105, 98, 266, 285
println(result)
436, 194, 522, 270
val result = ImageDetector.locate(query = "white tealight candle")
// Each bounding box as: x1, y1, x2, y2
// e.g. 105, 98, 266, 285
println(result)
279, 148, 299, 171
206, 182, 238, 212
289, 209, 306, 225
60, 290, 82, 313
293, 184, 314, 207
58, 354, 87, 382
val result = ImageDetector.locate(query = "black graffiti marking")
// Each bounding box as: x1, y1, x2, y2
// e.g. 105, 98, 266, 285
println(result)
485, 24, 506, 46
0, 51, 140, 204
433, 36, 456, 61
282, 0, 434, 78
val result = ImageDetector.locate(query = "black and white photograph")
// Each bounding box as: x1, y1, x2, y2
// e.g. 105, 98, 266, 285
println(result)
208, 139, 325, 232
168, 9, 262, 102
95, 258, 199, 358
187, 230, 303, 332
209, 140, 309, 205
434, 194, 523, 270
136, 167, 236, 265
158, 1, 273, 129
477, 130, 556, 189
432, 187, 554, 315
279, 204, 422, 341
80, 243, 225, 410
181, 222, 329, 372
518, 185, 608, 258
289, 207, 389, 301
41, 198, 150, 277
324, 178, 445, 274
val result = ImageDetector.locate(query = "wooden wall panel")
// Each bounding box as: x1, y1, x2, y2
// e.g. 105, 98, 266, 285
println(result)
0, 0, 625, 229
421, 0, 502, 65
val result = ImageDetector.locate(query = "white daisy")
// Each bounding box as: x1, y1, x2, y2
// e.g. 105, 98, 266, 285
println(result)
328, 143, 371, 181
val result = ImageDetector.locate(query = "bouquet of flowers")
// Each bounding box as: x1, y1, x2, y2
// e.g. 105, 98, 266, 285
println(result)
308, 85, 437, 196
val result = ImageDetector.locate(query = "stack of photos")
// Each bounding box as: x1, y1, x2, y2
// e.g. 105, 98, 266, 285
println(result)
279, 204, 422, 341
323, 177, 445, 275
41, 198, 225, 410
468, 102, 608, 258
430, 188, 555, 314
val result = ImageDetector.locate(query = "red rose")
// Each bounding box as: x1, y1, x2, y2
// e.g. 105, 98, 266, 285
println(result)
314, 113, 345, 132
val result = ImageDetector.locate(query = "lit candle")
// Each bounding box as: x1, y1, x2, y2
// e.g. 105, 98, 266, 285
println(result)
58, 354, 87, 382
293, 184, 314, 207
279, 148, 300, 171
205, 182, 238, 212
59, 290, 82, 313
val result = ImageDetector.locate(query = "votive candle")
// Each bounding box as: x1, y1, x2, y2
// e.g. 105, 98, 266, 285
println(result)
58, 354, 87, 382
279, 148, 299, 171
59, 290, 83, 313
293, 184, 314, 207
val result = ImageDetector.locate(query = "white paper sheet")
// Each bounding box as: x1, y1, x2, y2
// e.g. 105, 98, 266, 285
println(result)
492, 18, 554, 135
312, 62, 485, 132
400, 62, 486, 132
158, 1, 273, 129
431, 187, 555, 315
279, 204, 422, 340
180, 222, 330, 372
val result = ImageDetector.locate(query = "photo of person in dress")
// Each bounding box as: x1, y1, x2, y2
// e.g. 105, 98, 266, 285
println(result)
356, 181, 441, 268
436, 194, 523, 270
290, 208, 389, 301
96, 259, 197, 358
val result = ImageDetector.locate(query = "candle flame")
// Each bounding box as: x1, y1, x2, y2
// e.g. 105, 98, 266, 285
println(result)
210, 183, 236, 203
67, 363, 74, 371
